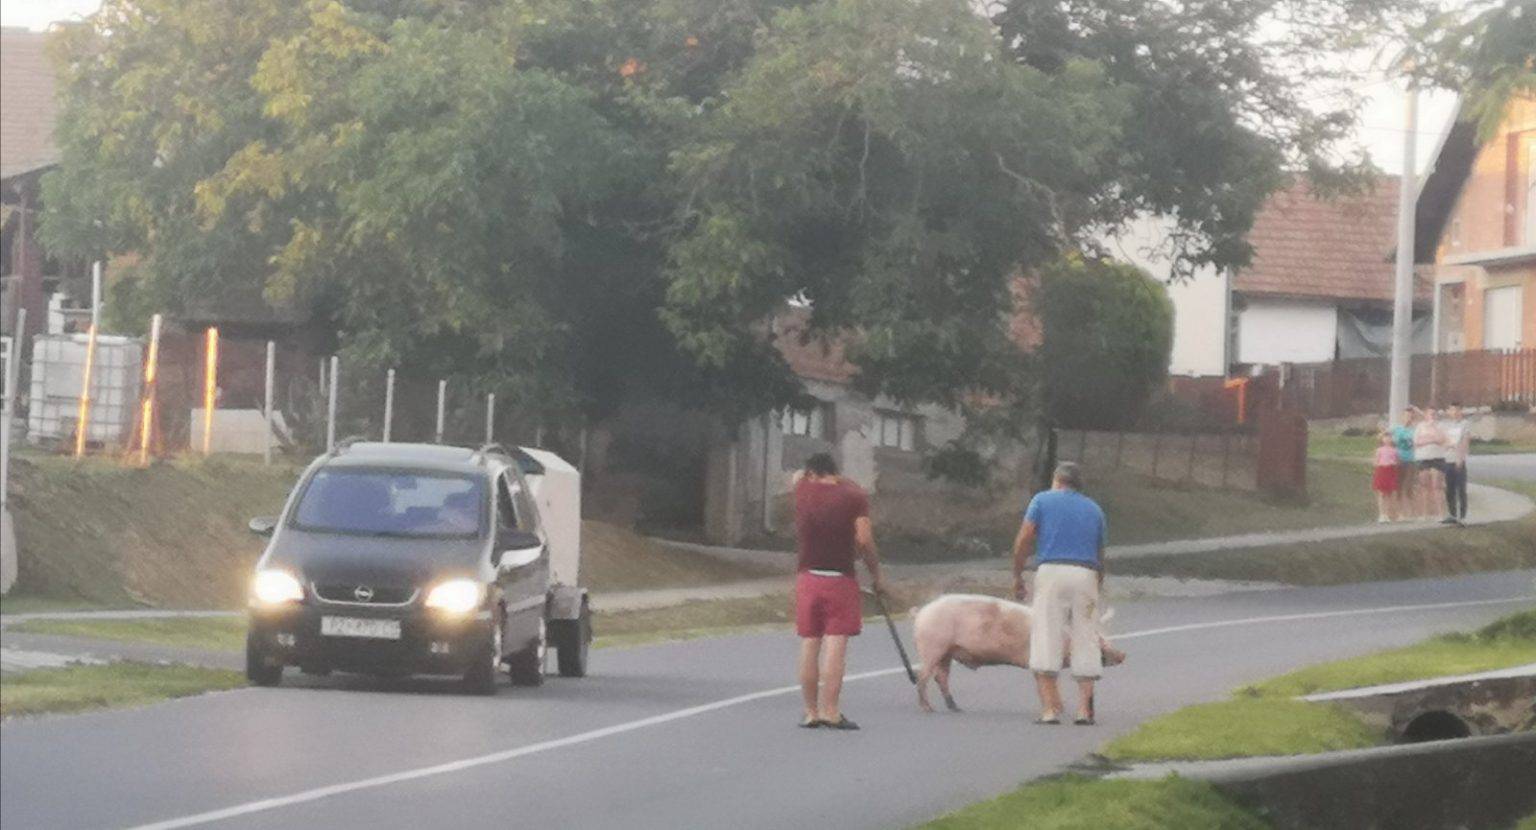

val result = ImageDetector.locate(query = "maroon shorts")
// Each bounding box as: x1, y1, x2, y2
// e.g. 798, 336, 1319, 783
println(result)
1372, 464, 1398, 493
795, 572, 863, 638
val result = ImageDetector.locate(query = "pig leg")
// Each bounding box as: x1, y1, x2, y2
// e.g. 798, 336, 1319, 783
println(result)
915, 651, 940, 713
934, 657, 961, 712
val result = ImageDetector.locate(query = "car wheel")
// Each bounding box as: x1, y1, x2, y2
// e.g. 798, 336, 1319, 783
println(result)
507, 618, 545, 687
554, 602, 591, 678
463, 605, 503, 696
245, 632, 283, 687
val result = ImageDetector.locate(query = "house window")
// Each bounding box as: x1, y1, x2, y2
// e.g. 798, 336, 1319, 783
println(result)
876, 411, 919, 451
781, 403, 827, 439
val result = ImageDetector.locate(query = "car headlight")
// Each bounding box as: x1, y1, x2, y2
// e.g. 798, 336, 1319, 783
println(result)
425, 579, 484, 614
252, 570, 304, 605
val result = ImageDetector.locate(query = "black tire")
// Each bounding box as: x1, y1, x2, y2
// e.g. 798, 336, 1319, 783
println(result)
507, 619, 545, 687
553, 604, 591, 678
463, 607, 504, 696
245, 632, 283, 687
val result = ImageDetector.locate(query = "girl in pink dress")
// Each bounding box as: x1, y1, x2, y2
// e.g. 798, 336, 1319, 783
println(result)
1372, 431, 1400, 522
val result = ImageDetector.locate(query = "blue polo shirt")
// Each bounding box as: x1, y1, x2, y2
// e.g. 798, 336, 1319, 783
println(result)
1025, 489, 1106, 568
1392, 425, 1415, 463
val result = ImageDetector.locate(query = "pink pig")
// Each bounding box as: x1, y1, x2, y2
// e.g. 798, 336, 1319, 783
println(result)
911, 594, 1125, 713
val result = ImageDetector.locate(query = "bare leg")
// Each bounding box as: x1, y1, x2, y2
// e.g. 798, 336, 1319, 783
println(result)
798, 637, 821, 722
817, 635, 849, 722
1075, 677, 1096, 721
1033, 672, 1062, 720
1375, 492, 1388, 521
934, 657, 960, 712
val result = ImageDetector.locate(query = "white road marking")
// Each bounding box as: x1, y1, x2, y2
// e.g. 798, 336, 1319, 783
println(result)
132, 594, 1534, 829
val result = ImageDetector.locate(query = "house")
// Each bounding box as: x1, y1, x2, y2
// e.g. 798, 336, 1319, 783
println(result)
1, 26, 84, 342
701, 310, 970, 544
1109, 177, 1434, 378
1418, 96, 1536, 352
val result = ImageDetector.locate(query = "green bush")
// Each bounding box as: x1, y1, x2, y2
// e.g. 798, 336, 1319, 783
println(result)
1039, 255, 1174, 429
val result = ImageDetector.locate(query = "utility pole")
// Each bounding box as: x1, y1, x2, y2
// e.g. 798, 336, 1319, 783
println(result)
1388, 83, 1418, 426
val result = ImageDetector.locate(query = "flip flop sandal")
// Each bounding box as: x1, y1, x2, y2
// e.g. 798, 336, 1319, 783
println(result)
799, 718, 822, 729
822, 715, 860, 731
1034, 715, 1061, 725
1074, 716, 1096, 726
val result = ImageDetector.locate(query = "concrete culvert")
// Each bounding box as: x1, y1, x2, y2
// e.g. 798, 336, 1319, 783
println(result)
1401, 710, 1472, 743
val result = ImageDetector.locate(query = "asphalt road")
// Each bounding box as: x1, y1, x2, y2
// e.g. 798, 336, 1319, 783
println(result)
3, 571, 1533, 830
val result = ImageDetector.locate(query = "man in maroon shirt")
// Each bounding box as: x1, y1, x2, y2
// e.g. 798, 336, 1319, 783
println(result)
794, 453, 888, 730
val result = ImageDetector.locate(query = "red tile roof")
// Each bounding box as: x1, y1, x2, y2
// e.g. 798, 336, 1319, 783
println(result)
1237, 177, 1430, 303
1, 28, 60, 180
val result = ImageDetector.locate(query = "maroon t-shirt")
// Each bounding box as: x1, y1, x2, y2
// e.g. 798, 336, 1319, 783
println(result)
795, 477, 870, 575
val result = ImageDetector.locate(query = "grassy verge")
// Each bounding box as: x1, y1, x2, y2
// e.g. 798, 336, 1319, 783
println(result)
8, 616, 249, 653
1240, 610, 1536, 698
0, 595, 125, 617
919, 775, 1268, 830
581, 521, 775, 591
1114, 480, 1536, 586
739, 459, 1377, 563
0, 662, 246, 718
1309, 432, 1536, 460
1099, 609, 1536, 764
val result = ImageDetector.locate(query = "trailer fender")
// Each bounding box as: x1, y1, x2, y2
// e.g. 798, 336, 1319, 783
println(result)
547, 584, 588, 621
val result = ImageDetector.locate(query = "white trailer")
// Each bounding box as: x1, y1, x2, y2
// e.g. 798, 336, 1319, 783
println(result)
516, 446, 590, 676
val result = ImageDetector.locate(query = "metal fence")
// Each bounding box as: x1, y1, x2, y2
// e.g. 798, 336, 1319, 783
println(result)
1280, 349, 1536, 419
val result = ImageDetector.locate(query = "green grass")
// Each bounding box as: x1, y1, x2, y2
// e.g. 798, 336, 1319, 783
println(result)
1100, 699, 1380, 762
1514, 812, 1536, 830
0, 595, 124, 616
1114, 480, 1536, 586
1309, 432, 1536, 460
1240, 610, 1536, 698
9, 616, 249, 653
1097, 609, 1536, 765
0, 662, 246, 718
7, 451, 300, 608
918, 775, 1269, 830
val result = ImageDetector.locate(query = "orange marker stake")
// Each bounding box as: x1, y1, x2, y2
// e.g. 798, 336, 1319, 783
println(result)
202, 327, 219, 455
74, 324, 99, 458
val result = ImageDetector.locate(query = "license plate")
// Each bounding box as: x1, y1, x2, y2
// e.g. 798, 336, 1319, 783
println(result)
321, 616, 401, 640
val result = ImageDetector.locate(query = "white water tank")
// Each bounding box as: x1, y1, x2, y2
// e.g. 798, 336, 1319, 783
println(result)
27, 333, 142, 447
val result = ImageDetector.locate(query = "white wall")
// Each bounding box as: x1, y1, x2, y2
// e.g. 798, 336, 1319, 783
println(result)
1104, 217, 1229, 377
1236, 299, 1338, 365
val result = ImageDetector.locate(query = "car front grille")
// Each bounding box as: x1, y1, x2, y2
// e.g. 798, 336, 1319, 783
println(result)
313, 584, 419, 606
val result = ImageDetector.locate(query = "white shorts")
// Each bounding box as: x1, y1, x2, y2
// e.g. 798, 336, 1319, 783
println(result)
1028, 563, 1102, 679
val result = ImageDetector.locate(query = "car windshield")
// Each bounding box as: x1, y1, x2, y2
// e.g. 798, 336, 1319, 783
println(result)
291, 469, 486, 538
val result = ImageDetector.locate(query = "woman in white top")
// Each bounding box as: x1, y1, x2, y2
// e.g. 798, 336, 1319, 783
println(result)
1412, 408, 1449, 520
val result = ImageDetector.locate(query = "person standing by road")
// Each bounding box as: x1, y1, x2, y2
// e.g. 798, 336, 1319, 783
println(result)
1441, 404, 1472, 525
1011, 462, 1107, 726
1372, 431, 1400, 523
793, 452, 887, 731
1414, 408, 1449, 520
1392, 408, 1419, 519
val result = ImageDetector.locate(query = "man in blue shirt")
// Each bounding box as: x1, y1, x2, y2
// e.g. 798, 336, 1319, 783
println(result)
1011, 462, 1107, 725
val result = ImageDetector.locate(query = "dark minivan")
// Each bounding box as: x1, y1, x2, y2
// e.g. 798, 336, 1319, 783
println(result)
245, 442, 590, 694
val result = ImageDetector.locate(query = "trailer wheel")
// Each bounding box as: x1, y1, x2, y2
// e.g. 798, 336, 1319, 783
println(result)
507, 618, 546, 687
554, 601, 591, 678
245, 632, 283, 687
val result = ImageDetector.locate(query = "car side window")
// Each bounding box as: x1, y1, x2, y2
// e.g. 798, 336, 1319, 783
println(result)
495, 474, 520, 531
511, 473, 540, 536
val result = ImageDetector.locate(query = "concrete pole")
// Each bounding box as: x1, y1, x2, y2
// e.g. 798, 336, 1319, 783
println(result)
90, 261, 102, 330
382, 368, 395, 443
1388, 84, 1418, 426
484, 393, 495, 445
262, 341, 275, 465
435, 379, 446, 444
1, 308, 26, 515
326, 355, 339, 453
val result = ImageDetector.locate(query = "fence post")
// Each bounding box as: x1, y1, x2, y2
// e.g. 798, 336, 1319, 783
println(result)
383, 368, 395, 443
326, 355, 339, 453
138, 314, 162, 465
435, 379, 446, 444
74, 323, 100, 458
1219, 432, 1231, 487
484, 393, 496, 445
201, 327, 219, 455
1, 308, 25, 516
262, 341, 275, 465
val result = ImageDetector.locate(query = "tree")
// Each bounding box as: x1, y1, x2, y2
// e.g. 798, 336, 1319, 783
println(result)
1411, 0, 1535, 138
1037, 256, 1173, 430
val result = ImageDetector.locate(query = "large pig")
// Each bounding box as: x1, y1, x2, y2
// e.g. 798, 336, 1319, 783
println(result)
911, 593, 1125, 713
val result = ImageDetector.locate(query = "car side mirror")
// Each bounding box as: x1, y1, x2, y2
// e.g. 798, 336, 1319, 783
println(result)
248, 517, 277, 538
493, 530, 542, 568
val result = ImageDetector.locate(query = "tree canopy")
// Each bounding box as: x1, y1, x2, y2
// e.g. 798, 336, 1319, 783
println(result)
1411, 0, 1535, 139
40, 0, 1430, 433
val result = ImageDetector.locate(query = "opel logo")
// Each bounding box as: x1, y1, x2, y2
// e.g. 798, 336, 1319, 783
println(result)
353, 585, 375, 602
